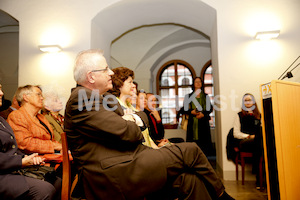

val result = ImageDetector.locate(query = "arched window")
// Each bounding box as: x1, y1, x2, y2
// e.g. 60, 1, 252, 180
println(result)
201, 60, 215, 128
181, 77, 190, 85
157, 60, 196, 125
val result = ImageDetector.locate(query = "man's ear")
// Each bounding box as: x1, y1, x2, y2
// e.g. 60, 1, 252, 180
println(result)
87, 71, 95, 84
23, 93, 30, 103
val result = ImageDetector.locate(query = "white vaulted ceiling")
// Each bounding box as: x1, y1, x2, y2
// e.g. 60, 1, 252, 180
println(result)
91, 0, 215, 73
111, 24, 209, 70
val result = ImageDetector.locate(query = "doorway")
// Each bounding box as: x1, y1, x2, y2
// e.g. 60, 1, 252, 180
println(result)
0, 10, 19, 109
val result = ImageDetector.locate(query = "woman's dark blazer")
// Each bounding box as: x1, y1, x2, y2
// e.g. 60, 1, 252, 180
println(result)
0, 117, 29, 200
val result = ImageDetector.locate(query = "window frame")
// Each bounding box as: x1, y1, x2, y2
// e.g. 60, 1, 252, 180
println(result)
200, 60, 215, 128
200, 60, 212, 88
156, 60, 196, 128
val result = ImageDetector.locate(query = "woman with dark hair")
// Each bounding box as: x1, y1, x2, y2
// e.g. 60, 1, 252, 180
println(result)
183, 77, 214, 156
233, 93, 263, 189
109, 67, 159, 149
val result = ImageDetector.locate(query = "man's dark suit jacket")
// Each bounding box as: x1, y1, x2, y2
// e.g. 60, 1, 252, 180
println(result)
64, 86, 167, 200
0, 117, 28, 199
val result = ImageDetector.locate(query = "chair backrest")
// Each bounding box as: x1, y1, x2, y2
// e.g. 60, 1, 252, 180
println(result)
61, 132, 71, 200
226, 128, 241, 161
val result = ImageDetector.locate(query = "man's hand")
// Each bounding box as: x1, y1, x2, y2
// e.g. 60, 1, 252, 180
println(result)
123, 108, 134, 115
122, 114, 135, 122
22, 153, 45, 167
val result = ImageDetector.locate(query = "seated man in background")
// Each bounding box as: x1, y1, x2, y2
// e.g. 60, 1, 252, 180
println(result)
0, 83, 61, 200
7, 85, 62, 154
0, 94, 20, 120
64, 49, 234, 200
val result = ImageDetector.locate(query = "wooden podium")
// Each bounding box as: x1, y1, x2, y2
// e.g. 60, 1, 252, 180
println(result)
260, 80, 300, 200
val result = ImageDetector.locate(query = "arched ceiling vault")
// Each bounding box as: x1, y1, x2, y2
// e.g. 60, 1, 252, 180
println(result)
91, 0, 217, 71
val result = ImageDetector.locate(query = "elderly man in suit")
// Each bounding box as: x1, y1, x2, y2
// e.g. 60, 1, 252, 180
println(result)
64, 49, 234, 200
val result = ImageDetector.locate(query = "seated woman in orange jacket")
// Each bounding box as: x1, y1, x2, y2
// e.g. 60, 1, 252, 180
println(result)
7, 85, 62, 154
0, 83, 62, 200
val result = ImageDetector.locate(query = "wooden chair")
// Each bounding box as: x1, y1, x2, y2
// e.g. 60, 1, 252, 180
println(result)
235, 148, 264, 190
61, 132, 72, 200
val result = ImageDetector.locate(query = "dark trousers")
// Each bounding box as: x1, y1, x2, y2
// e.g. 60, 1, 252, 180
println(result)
80, 142, 224, 200
147, 173, 212, 200
152, 142, 224, 200
16, 176, 61, 200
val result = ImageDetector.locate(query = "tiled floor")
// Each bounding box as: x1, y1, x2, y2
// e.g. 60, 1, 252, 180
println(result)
223, 180, 268, 200
207, 156, 268, 200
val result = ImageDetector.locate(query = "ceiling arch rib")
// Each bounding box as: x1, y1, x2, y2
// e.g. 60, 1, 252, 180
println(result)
149, 42, 210, 73
110, 23, 210, 70
133, 26, 209, 70
135, 39, 210, 71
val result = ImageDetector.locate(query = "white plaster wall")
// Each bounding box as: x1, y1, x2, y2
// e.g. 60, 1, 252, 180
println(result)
204, 0, 300, 179
0, 0, 119, 101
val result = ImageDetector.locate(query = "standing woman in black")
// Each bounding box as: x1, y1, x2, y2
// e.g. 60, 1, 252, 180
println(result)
183, 77, 214, 156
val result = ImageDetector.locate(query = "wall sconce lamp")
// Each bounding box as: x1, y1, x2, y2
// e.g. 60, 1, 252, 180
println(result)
254, 30, 280, 40
38, 45, 62, 53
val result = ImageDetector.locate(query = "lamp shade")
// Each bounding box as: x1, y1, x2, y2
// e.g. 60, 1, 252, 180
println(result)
38, 45, 62, 53
254, 30, 280, 40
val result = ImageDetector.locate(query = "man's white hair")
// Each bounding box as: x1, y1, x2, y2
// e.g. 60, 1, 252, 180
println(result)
74, 49, 104, 84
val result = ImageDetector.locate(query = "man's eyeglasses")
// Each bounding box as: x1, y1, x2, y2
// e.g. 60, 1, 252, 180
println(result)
91, 66, 110, 73
30, 92, 43, 97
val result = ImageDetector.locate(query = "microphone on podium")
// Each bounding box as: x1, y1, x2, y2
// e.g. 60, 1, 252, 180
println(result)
278, 56, 300, 80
